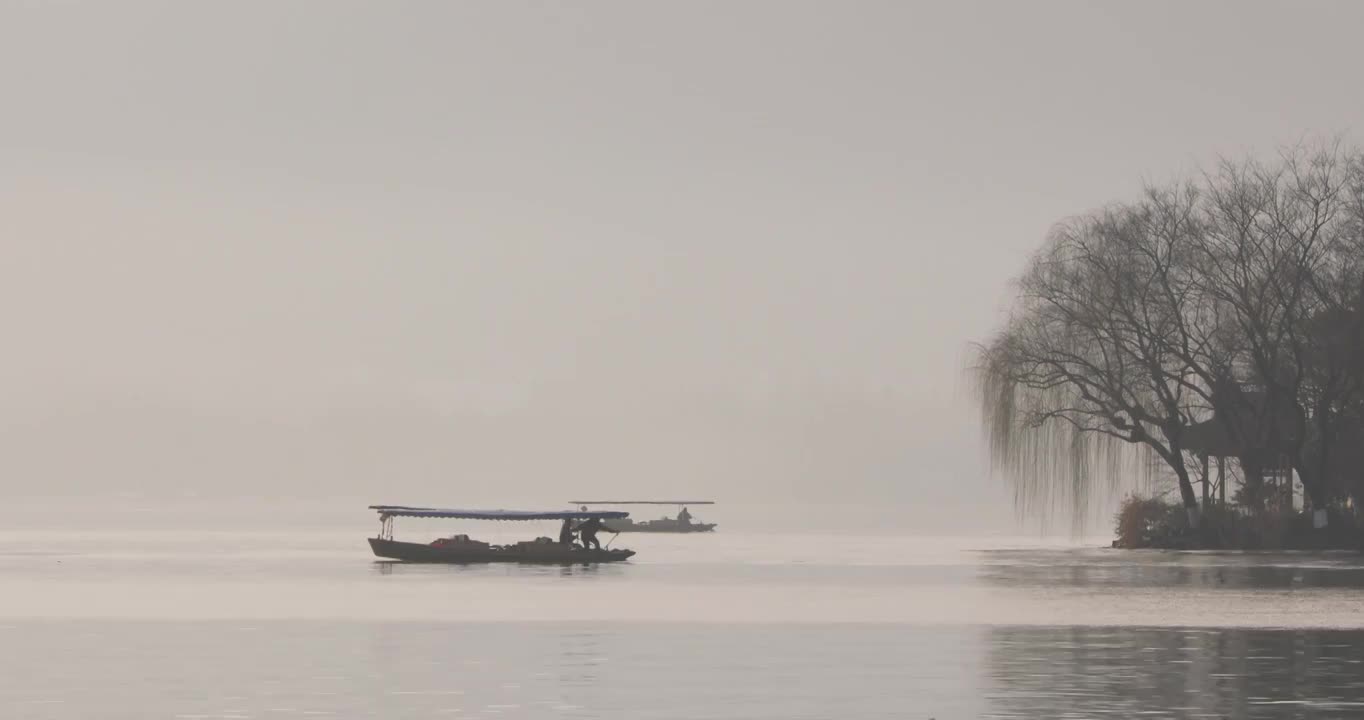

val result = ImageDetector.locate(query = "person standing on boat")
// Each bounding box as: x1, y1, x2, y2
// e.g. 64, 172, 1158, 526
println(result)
576, 516, 612, 550
677, 506, 692, 525
558, 518, 577, 547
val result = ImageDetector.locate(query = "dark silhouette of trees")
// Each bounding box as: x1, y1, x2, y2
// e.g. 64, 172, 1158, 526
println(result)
1194, 146, 1363, 516
974, 140, 1364, 534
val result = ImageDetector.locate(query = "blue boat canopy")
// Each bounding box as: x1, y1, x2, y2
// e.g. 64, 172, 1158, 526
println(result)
370, 505, 629, 521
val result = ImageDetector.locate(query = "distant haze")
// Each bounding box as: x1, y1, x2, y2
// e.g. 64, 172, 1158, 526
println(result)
2, 2, 1361, 529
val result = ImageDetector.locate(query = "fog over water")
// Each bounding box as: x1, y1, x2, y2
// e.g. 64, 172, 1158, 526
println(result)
5, 1, 1363, 528
7, 514, 1364, 718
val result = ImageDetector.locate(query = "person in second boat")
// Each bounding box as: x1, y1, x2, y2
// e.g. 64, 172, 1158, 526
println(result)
559, 517, 577, 547
677, 506, 692, 525
575, 515, 614, 550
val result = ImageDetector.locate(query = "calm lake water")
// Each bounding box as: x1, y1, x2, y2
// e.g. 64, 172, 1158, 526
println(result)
4, 502, 1364, 719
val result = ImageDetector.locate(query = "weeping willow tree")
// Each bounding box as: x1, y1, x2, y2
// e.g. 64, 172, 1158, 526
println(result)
974, 141, 1364, 533
973, 189, 1223, 529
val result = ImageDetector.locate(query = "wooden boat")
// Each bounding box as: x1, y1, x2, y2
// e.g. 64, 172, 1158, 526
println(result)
602, 517, 717, 533
570, 500, 718, 533
368, 505, 636, 563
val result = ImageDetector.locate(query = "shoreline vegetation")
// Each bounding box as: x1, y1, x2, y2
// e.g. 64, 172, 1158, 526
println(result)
1113, 495, 1364, 550
971, 138, 1364, 550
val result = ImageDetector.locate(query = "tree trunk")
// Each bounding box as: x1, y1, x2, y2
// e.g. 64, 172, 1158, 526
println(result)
1174, 464, 1200, 529
1242, 457, 1266, 511
1201, 454, 1211, 509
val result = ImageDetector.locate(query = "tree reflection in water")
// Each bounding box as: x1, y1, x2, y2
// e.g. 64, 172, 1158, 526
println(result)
986, 626, 1364, 719
979, 549, 1364, 590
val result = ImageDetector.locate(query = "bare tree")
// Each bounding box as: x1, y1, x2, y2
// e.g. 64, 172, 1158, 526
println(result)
1193, 142, 1362, 523
1300, 149, 1364, 510
974, 192, 1217, 527
975, 140, 1364, 537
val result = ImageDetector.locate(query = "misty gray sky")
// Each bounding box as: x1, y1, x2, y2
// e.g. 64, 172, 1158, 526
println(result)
2, 1, 1361, 518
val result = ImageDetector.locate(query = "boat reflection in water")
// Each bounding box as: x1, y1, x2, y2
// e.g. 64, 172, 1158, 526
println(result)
367, 505, 636, 564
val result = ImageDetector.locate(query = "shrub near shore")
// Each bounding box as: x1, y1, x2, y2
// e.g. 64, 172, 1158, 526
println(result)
1112, 495, 1364, 550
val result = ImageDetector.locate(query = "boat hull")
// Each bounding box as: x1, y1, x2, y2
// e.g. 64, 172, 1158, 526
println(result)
369, 538, 635, 563
603, 520, 716, 533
